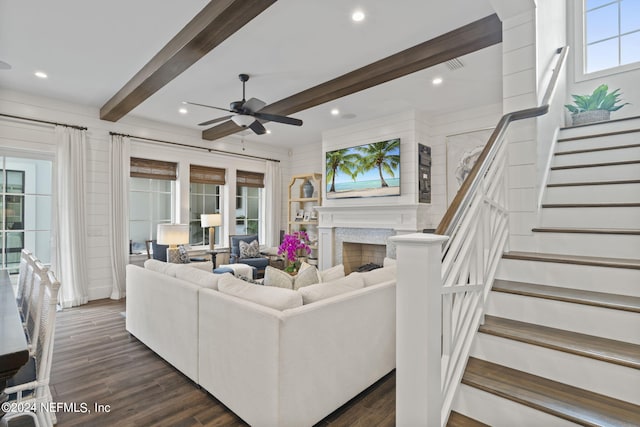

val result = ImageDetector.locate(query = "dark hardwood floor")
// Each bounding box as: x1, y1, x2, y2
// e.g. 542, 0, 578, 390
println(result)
47, 299, 395, 427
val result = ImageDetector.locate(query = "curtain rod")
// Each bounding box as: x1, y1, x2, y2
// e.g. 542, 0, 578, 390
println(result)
109, 132, 281, 163
0, 113, 88, 131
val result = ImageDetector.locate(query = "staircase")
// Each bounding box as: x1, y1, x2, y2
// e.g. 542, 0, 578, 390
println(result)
450, 118, 640, 426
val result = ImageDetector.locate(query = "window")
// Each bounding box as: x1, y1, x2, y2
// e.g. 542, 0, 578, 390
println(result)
129, 158, 177, 253
189, 165, 225, 246
583, 0, 640, 74
0, 157, 52, 272
235, 171, 264, 237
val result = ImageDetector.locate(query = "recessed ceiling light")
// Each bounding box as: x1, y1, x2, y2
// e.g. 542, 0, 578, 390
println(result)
266, 129, 272, 134
34, 71, 48, 79
179, 107, 188, 114
331, 108, 340, 116
351, 10, 365, 22
432, 77, 443, 85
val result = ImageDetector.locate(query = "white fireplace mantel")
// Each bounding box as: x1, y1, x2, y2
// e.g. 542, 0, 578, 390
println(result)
315, 204, 431, 232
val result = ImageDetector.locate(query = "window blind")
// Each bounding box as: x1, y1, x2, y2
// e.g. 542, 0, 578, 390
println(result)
236, 170, 264, 188
130, 157, 177, 180
190, 165, 226, 185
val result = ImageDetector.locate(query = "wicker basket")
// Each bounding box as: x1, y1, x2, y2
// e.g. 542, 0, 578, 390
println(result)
572, 110, 610, 126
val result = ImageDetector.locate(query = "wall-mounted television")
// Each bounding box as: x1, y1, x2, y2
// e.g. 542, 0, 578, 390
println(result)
325, 138, 400, 199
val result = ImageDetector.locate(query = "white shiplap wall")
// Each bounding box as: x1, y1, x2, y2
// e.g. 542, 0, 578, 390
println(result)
0, 89, 288, 301
426, 103, 504, 227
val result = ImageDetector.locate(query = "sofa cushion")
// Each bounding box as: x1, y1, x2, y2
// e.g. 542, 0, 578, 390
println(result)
298, 274, 365, 304
144, 259, 170, 274
350, 266, 396, 287
175, 267, 223, 290
263, 266, 295, 289
239, 239, 260, 258
187, 261, 214, 272
293, 264, 320, 290
319, 263, 345, 282
218, 274, 302, 310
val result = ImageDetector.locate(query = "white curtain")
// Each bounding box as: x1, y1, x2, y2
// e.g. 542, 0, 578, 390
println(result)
108, 134, 130, 299
52, 126, 89, 308
264, 160, 282, 248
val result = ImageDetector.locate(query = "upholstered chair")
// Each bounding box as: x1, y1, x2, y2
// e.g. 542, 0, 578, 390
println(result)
229, 234, 269, 278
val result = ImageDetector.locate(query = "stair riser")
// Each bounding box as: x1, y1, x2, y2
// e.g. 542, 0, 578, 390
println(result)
539, 206, 640, 229
548, 163, 640, 183
452, 384, 579, 427
553, 147, 640, 167
544, 183, 640, 204
528, 233, 640, 259
486, 292, 640, 344
471, 333, 640, 405
496, 258, 640, 296
558, 122, 640, 149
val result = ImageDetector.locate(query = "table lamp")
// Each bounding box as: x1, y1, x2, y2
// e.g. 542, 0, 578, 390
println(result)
201, 213, 222, 251
157, 223, 189, 263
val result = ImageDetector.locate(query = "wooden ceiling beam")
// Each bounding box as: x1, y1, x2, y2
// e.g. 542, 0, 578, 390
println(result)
202, 13, 502, 141
100, 0, 277, 122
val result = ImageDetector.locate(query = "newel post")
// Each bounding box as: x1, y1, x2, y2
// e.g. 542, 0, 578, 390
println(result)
390, 233, 448, 426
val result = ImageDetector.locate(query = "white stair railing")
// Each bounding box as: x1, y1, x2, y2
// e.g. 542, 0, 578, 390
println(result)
391, 46, 568, 427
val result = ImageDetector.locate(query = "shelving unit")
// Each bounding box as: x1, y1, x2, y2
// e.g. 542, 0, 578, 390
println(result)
287, 173, 322, 265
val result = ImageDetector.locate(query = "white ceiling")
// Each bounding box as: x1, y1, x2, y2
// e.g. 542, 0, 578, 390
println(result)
0, 0, 503, 148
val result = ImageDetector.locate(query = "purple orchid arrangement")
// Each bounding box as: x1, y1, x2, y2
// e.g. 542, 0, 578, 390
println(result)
278, 231, 311, 271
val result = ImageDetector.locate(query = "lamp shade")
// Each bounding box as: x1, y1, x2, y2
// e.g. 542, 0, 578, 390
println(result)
157, 223, 189, 246
231, 114, 255, 128
201, 213, 222, 228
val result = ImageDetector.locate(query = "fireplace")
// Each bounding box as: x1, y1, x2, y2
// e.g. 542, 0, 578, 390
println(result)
342, 242, 386, 274
315, 204, 432, 270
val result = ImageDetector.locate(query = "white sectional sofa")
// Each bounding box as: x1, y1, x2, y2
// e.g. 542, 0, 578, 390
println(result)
125, 260, 396, 427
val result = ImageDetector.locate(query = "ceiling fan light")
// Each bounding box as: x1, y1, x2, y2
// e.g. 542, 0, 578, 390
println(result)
231, 114, 255, 128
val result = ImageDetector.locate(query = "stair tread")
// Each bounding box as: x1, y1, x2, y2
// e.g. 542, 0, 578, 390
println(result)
547, 179, 640, 187
558, 118, 640, 135
550, 159, 640, 170
532, 227, 640, 235
493, 279, 640, 312
463, 357, 640, 426
480, 315, 640, 368
541, 202, 640, 208
503, 251, 640, 270
447, 411, 490, 427
556, 143, 640, 156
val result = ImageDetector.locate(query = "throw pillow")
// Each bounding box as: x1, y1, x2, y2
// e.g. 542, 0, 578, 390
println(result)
178, 245, 190, 263
319, 263, 345, 282
383, 257, 397, 268
293, 265, 320, 290
263, 266, 294, 289
239, 239, 260, 259
298, 275, 365, 304
350, 265, 396, 287
218, 274, 302, 310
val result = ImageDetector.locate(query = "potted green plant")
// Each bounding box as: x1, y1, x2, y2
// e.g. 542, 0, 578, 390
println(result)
565, 84, 629, 126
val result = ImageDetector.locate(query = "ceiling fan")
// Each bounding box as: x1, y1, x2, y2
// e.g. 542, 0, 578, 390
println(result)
184, 74, 303, 135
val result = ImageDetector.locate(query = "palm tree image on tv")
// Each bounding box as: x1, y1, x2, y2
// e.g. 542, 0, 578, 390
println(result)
355, 139, 400, 188
325, 138, 401, 199
326, 148, 360, 193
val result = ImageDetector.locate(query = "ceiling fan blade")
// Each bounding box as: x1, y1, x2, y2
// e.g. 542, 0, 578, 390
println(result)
248, 120, 267, 135
253, 112, 303, 126
183, 101, 232, 113
198, 115, 233, 126
242, 97, 267, 114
